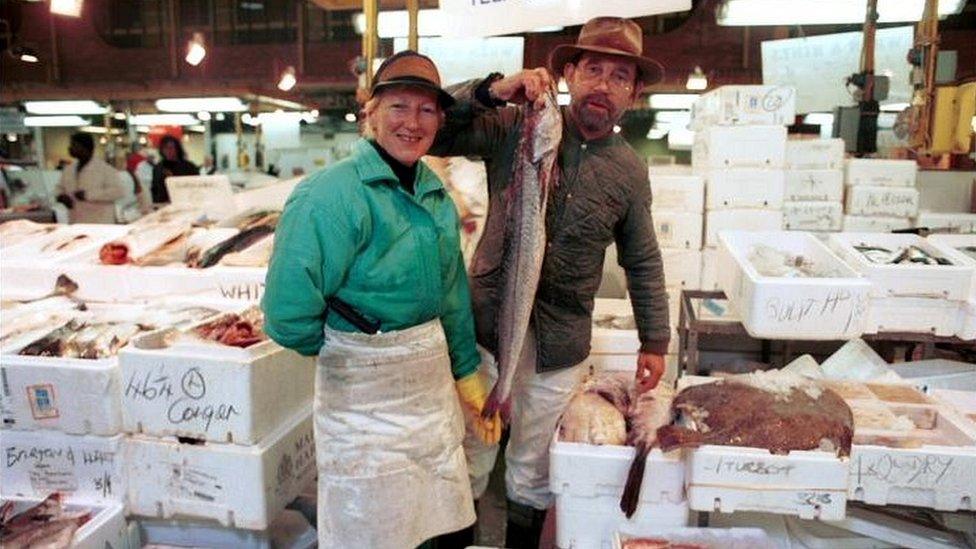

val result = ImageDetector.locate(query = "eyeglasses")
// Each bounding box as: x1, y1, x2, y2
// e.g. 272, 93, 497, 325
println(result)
577, 63, 635, 93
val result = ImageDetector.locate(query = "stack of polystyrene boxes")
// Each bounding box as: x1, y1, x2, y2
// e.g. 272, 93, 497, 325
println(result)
691, 86, 793, 321
691, 86, 791, 256
649, 165, 705, 361
119, 311, 316, 531
842, 159, 919, 232
782, 138, 845, 232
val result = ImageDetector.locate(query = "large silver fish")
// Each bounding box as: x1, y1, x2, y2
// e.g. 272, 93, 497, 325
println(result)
483, 92, 562, 421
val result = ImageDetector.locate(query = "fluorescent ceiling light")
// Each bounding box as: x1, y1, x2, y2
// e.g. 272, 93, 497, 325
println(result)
12, 46, 39, 63
156, 97, 247, 112
252, 95, 307, 111
113, 112, 127, 120
647, 127, 669, 140
613, 125, 622, 134
531, 26, 564, 32
344, 112, 357, 123
557, 79, 569, 93
686, 67, 707, 91
354, 10, 444, 38
196, 111, 212, 121
185, 32, 206, 66
24, 115, 89, 127
129, 114, 199, 126
25, 100, 106, 115
649, 94, 700, 110
803, 113, 835, 126
79, 125, 122, 134
277, 66, 297, 92
880, 102, 910, 112
50, 0, 82, 17
717, 0, 966, 26
188, 124, 207, 132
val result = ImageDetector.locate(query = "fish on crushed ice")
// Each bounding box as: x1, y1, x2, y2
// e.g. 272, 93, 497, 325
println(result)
186, 225, 276, 269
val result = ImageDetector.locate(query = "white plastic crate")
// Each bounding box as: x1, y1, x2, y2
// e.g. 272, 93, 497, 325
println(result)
552, 432, 690, 549
1, 430, 126, 505
848, 407, 976, 511
782, 201, 843, 231
691, 85, 796, 129
613, 527, 776, 549
863, 296, 962, 336
692, 125, 787, 170
917, 212, 976, 234
927, 234, 976, 299
845, 158, 918, 187
124, 265, 268, 302
0, 353, 124, 435
654, 211, 703, 250
662, 248, 702, 290
704, 168, 785, 210
705, 210, 784, 249
842, 215, 912, 233
829, 233, 975, 300
717, 231, 871, 339
0, 497, 128, 549
120, 314, 314, 444
845, 186, 920, 218
126, 408, 315, 530
785, 138, 845, 170
686, 445, 849, 520
784, 169, 844, 202
649, 173, 705, 213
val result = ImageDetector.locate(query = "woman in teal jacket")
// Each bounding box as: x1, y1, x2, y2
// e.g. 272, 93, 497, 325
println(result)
262, 51, 500, 548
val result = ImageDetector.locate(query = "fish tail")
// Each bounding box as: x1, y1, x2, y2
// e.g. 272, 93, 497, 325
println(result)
620, 444, 648, 519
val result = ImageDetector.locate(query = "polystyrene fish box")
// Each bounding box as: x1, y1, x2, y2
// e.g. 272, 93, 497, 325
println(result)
685, 445, 849, 520
120, 314, 314, 444
654, 211, 703, 250
0, 263, 136, 303
829, 233, 975, 300
784, 169, 844, 202
927, 234, 976, 299
705, 209, 784, 249
782, 201, 843, 232
662, 248, 702, 290
126, 408, 315, 530
692, 125, 787, 171
125, 265, 268, 302
717, 231, 871, 339
704, 168, 785, 210
613, 528, 776, 549
0, 353, 123, 435
0, 497, 128, 549
863, 296, 962, 337
552, 431, 690, 549
1, 430, 126, 505
785, 138, 846, 170
649, 173, 705, 213
844, 186, 920, 218
845, 158, 917, 187
848, 406, 976, 511
700, 248, 720, 291
842, 215, 912, 233
960, 300, 976, 340
691, 85, 796, 129
917, 212, 976, 234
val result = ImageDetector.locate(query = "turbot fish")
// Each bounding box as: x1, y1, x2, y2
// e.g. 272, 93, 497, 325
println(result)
483, 92, 562, 421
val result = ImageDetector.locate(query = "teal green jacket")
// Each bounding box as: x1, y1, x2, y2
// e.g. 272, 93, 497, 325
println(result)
261, 139, 481, 379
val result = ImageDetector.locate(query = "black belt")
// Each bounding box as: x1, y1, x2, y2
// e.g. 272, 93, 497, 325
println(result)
327, 296, 381, 335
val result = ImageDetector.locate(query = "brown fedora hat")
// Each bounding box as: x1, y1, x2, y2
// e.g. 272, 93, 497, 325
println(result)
548, 17, 664, 87
371, 50, 455, 108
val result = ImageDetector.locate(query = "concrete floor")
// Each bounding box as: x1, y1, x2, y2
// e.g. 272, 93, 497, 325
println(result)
473, 436, 509, 547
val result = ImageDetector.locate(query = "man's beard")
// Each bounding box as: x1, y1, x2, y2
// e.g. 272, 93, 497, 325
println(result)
572, 93, 620, 136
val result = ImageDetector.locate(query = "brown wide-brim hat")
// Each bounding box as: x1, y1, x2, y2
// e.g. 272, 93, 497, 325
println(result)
549, 17, 665, 87
370, 50, 454, 108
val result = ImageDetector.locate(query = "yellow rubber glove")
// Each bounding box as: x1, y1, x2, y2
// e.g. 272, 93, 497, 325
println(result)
456, 370, 502, 445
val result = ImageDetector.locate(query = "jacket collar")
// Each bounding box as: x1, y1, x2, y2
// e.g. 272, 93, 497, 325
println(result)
351, 138, 444, 197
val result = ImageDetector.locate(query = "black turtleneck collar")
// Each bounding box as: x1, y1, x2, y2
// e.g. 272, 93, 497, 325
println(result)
369, 140, 417, 195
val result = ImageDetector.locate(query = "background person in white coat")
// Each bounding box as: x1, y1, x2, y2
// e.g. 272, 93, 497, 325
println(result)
55, 133, 129, 224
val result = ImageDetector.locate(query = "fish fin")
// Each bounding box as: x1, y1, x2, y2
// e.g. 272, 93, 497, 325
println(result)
620, 444, 648, 519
